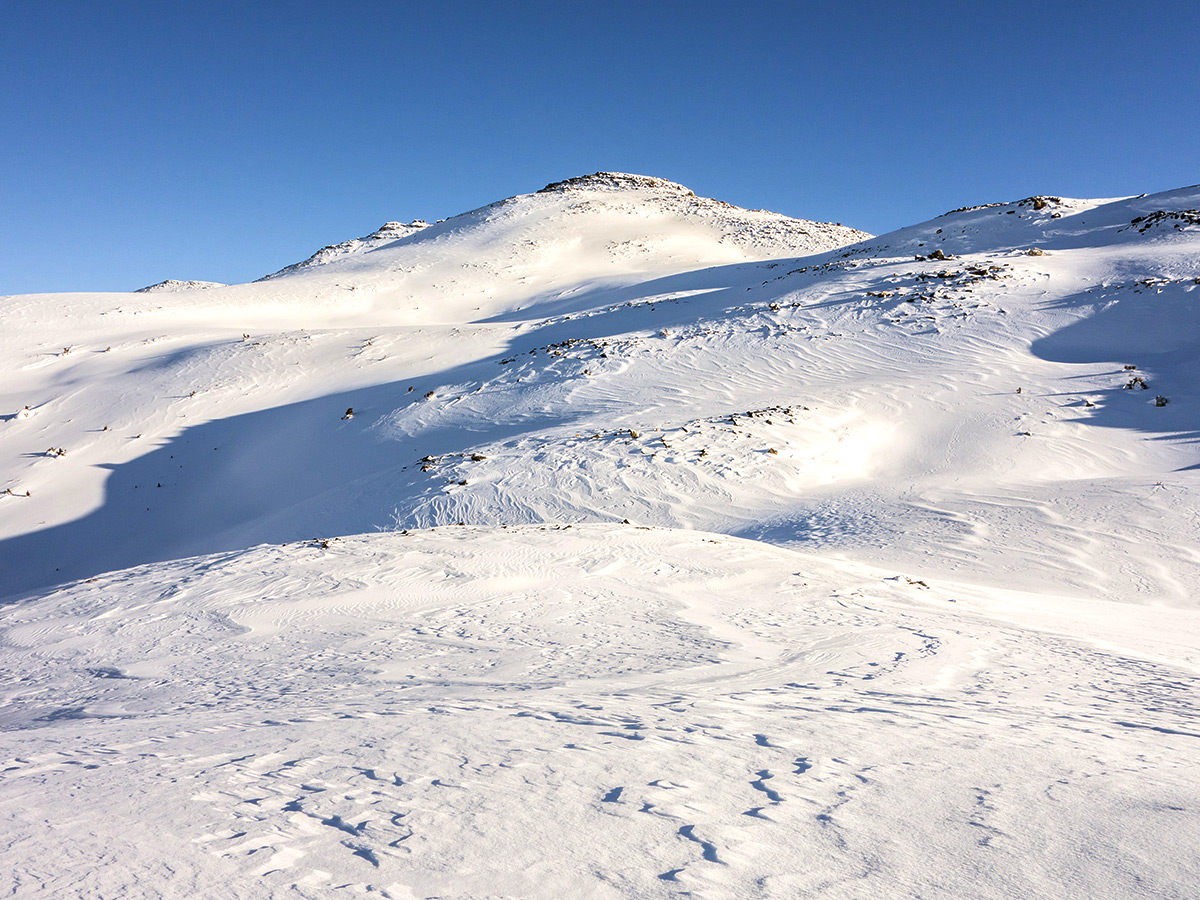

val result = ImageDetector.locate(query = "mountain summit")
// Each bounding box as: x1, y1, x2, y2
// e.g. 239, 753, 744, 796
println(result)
234, 173, 871, 324
538, 171, 697, 193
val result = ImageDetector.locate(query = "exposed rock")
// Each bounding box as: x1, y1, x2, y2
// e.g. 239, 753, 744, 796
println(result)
1126, 210, 1200, 234
1020, 196, 1062, 210
538, 172, 695, 195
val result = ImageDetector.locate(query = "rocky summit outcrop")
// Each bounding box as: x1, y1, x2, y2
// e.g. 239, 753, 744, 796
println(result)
538, 172, 696, 194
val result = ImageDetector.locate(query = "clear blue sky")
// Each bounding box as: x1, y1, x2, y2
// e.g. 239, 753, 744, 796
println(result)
3, 1, 1197, 294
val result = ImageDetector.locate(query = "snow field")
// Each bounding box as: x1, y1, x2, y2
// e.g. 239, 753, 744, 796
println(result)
2, 526, 1197, 899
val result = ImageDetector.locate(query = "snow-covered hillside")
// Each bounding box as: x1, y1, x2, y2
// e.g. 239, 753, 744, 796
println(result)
256, 219, 431, 281
1, 175, 1198, 899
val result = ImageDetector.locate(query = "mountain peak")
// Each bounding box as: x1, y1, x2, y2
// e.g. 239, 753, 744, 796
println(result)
538, 172, 695, 195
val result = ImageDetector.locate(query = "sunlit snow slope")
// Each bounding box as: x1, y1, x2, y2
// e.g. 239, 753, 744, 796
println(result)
2, 175, 1199, 900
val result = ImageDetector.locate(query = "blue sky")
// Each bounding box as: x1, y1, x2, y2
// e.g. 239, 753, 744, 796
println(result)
3, 1, 1198, 294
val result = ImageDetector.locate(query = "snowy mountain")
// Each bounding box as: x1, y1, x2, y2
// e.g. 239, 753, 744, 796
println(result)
1, 175, 1199, 900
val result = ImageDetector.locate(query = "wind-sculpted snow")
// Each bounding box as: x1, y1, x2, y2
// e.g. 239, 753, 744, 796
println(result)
2, 526, 1198, 899
2, 176, 1200, 898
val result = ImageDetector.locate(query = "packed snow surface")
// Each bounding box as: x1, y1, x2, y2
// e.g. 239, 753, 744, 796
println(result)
2, 175, 1199, 899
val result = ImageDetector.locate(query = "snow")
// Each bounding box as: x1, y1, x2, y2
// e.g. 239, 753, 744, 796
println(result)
257, 220, 432, 281
1, 174, 1199, 898
135, 279, 229, 293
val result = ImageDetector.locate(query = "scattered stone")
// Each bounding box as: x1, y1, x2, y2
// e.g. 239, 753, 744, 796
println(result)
1017, 196, 1061, 213
538, 172, 696, 195
1126, 210, 1200, 234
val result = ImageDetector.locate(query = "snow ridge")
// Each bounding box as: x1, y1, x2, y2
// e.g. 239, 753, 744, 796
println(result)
135, 279, 227, 292
257, 219, 430, 280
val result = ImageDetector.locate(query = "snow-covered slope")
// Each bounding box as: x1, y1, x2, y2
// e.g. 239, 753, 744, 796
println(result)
256, 219, 431, 280
135, 279, 228, 292
1, 176, 1199, 899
